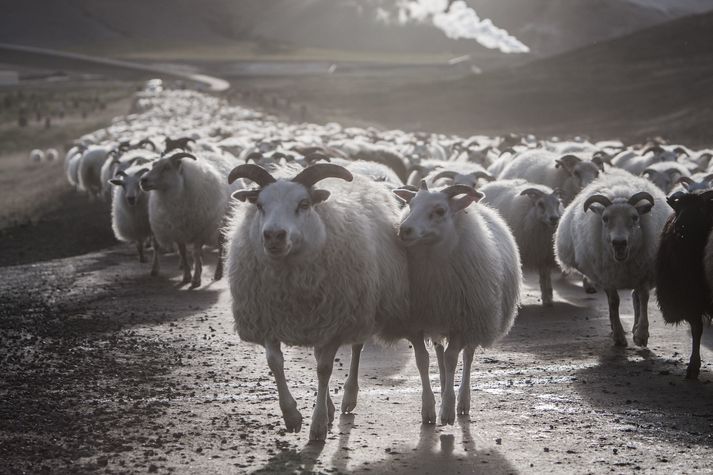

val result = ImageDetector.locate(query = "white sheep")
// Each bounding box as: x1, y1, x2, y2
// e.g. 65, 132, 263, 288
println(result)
640, 161, 691, 194
611, 146, 678, 176
393, 181, 521, 425
29, 149, 44, 163
498, 150, 603, 204
100, 148, 158, 202
78, 145, 113, 200
109, 164, 153, 264
139, 151, 233, 287
45, 148, 59, 162
225, 163, 409, 441
65, 145, 86, 188
481, 179, 563, 306
555, 172, 671, 347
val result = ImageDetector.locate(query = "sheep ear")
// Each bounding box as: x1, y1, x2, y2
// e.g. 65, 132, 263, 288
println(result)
636, 203, 653, 215
393, 188, 416, 204
232, 189, 260, 203
555, 155, 581, 175
109, 178, 123, 187
588, 204, 606, 216
449, 194, 479, 213
310, 189, 330, 203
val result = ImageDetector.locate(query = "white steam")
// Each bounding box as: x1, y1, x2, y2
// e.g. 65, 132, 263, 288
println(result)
390, 0, 530, 54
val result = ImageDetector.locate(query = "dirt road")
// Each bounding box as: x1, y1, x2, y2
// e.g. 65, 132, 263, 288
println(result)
2, 238, 712, 474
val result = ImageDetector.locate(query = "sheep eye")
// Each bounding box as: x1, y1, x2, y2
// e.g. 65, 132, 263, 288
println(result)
434, 208, 446, 218
602, 216, 609, 224
537, 202, 545, 209
256, 203, 263, 212
297, 200, 310, 212
632, 215, 639, 223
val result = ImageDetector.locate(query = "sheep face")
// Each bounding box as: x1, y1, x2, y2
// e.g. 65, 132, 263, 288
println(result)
521, 189, 563, 228
249, 181, 328, 259
139, 153, 195, 192
111, 168, 149, 206
394, 184, 483, 248
585, 199, 652, 262
642, 169, 681, 194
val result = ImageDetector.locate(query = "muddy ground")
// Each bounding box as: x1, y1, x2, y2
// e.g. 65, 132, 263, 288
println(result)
1, 231, 713, 474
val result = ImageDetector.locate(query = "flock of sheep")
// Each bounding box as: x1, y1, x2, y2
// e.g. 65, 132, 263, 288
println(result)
54, 86, 713, 441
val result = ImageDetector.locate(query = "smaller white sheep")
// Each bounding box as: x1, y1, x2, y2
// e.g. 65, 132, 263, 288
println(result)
109, 165, 153, 264
641, 162, 690, 194
29, 149, 45, 163
481, 179, 563, 306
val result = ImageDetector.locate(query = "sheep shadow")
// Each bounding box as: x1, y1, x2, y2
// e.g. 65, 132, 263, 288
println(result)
572, 347, 713, 447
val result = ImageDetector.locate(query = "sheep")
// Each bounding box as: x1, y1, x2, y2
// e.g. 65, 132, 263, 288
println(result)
139, 151, 232, 288
498, 151, 602, 204
109, 164, 153, 264
640, 161, 690, 194
611, 145, 677, 176
78, 145, 113, 199
673, 173, 713, 193
555, 173, 670, 347
657, 191, 713, 379
29, 149, 44, 163
45, 148, 59, 162
392, 181, 521, 425
425, 166, 495, 189
100, 149, 158, 202
225, 163, 409, 440
480, 179, 563, 306
64, 144, 86, 188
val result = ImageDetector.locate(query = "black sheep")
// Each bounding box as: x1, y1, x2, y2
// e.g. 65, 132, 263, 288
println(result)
655, 190, 713, 379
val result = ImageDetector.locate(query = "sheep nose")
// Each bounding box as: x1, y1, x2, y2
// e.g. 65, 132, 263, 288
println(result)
399, 226, 413, 240
263, 229, 287, 242
549, 216, 559, 226
611, 238, 627, 249
126, 196, 136, 205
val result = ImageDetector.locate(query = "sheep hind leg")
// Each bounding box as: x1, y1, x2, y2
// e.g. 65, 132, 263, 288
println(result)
409, 335, 436, 424
150, 236, 160, 277
605, 289, 627, 347
177, 244, 192, 284
435, 343, 446, 396
265, 341, 302, 433
632, 288, 649, 347
190, 243, 203, 289
341, 343, 363, 414
539, 266, 553, 307
136, 241, 146, 263
439, 335, 462, 425
310, 341, 340, 441
457, 344, 475, 416
686, 316, 703, 380
213, 233, 224, 281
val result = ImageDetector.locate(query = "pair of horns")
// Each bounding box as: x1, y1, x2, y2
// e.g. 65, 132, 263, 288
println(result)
395, 181, 483, 200
431, 170, 494, 183
583, 192, 654, 212
228, 163, 353, 189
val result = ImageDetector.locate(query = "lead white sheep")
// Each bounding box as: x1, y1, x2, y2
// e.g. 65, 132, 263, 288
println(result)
225, 163, 409, 440
109, 164, 153, 264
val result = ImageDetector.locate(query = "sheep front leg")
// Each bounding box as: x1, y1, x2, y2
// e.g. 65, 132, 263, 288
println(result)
457, 344, 475, 416
150, 236, 160, 276
310, 341, 340, 441
214, 233, 224, 281
632, 288, 649, 347
686, 316, 703, 380
539, 266, 553, 307
341, 343, 363, 414
265, 341, 302, 432
439, 335, 462, 425
605, 289, 627, 347
409, 336, 436, 424
178, 243, 192, 284
190, 243, 203, 289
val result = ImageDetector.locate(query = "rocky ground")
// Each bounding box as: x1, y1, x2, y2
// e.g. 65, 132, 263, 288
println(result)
1, 238, 712, 474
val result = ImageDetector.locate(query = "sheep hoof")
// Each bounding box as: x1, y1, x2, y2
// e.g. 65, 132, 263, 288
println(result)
282, 409, 303, 433
633, 331, 648, 347
181, 275, 192, 285
421, 392, 437, 424
308, 420, 329, 442
190, 280, 201, 289
612, 333, 628, 347
340, 384, 359, 414
542, 299, 554, 308
213, 268, 223, 281
439, 394, 456, 425
685, 365, 700, 380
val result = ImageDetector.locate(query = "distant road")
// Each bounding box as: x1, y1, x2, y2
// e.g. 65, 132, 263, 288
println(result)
0, 43, 230, 92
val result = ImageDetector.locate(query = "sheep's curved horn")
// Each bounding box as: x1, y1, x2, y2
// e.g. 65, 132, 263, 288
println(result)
583, 194, 612, 212
520, 188, 545, 199
643, 145, 664, 155
592, 151, 612, 164
441, 185, 484, 200
420, 180, 429, 191
499, 147, 516, 157
397, 185, 419, 192
115, 170, 128, 178
676, 176, 695, 186
135, 167, 150, 177
473, 171, 495, 182
167, 152, 197, 162
304, 152, 331, 164
703, 173, 713, 183
245, 151, 264, 163
641, 168, 657, 177
228, 164, 277, 186
431, 170, 457, 182
628, 192, 654, 207
292, 164, 353, 188
138, 138, 157, 151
